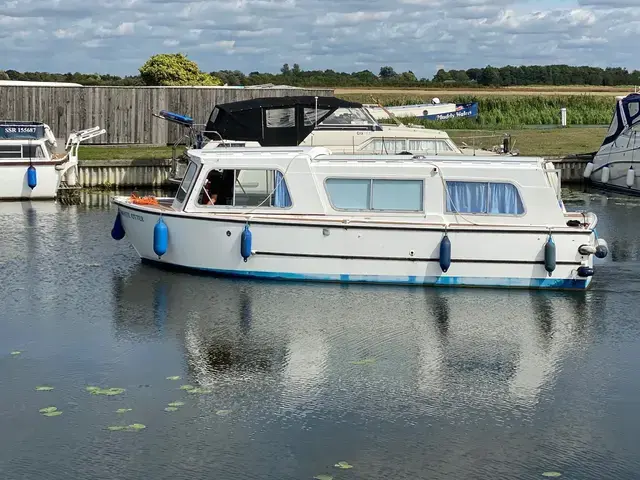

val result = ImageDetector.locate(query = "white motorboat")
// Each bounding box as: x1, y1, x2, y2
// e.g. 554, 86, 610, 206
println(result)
111, 145, 607, 290
583, 93, 640, 194
0, 121, 105, 200
165, 96, 510, 183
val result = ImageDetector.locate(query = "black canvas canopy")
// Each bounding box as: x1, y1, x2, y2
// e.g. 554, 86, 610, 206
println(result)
204, 96, 363, 146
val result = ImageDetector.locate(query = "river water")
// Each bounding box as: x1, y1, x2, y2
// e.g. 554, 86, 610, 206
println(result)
1, 187, 639, 480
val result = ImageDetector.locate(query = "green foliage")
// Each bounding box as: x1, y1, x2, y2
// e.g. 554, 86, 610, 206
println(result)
0, 70, 9, 80
138, 53, 222, 86
4, 62, 640, 88
339, 93, 615, 128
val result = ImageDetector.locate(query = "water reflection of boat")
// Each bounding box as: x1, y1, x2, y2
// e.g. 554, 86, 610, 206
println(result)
111, 266, 601, 411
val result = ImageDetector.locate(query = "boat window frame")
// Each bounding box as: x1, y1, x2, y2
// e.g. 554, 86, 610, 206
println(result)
196, 166, 294, 210
323, 176, 425, 213
443, 179, 527, 217
176, 160, 200, 205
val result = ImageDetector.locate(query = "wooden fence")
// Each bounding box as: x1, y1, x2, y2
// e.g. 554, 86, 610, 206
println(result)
0, 86, 334, 145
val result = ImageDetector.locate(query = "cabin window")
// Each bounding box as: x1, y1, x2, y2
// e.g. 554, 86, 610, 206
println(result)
198, 168, 291, 208
407, 139, 454, 153
321, 108, 376, 126
325, 178, 423, 212
445, 181, 524, 215
176, 161, 198, 203
22, 145, 44, 158
0, 145, 22, 159
265, 108, 295, 128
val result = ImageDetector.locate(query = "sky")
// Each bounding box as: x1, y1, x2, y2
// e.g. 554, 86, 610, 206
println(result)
1, 0, 639, 77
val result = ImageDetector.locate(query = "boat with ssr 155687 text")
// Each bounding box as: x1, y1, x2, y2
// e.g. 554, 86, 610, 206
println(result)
110, 145, 608, 290
0, 120, 105, 200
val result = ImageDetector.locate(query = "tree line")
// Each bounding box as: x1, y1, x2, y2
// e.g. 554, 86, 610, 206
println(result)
2, 57, 640, 87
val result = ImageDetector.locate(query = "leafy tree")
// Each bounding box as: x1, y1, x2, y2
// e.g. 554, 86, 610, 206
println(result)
379, 66, 397, 79
0, 70, 9, 80
139, 53, 222, 86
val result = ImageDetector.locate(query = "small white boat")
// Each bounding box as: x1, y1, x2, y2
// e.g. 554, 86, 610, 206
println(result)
111, 146, 607, 290
0, 121, 105, 200
584, 93, 640, 194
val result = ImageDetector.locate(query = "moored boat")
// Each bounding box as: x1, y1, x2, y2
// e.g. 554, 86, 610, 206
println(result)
165, 96, 511, 184
111, 146, 607, 290
583, 93, 640, 194
0, 121, 105, 200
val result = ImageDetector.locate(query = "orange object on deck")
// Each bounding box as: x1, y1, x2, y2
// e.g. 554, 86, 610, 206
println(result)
129, 193, 159, 205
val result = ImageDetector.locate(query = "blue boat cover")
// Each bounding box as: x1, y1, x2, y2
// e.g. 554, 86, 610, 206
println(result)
0, 121, 46, 140
602, 93, 640, 146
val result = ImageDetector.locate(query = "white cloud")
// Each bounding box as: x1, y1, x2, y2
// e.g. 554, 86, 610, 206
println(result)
0, 0, 639, 77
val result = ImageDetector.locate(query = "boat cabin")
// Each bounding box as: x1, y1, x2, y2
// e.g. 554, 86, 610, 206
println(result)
0, 121, 57, 163
171, 146, 566, 227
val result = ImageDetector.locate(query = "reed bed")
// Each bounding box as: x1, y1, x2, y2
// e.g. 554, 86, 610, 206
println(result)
337, 93, 616, 128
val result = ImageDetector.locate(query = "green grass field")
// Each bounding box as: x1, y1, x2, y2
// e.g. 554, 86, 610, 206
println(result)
337, 93, 615, 128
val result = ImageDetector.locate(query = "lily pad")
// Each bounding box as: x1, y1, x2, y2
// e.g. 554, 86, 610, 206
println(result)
116, 408, 132, 414
351, 358, 376, 365
42, 411, 63, 417
187, 387, 212, 394
180, 385, 195, 391
334, 461, 353, 469
88, 387, 125, 396
39, 406, 58, 413
216, 409, 232, 416
164, 406, 178, 412
107, 423, 146, 432
313, 475, 333, 480
35, 386, 54, 391
167, 401, 185, 407
542, 473, 562, 477
85, 386, 100, 392
10, 351, 21, 355
166, 376, 181, 381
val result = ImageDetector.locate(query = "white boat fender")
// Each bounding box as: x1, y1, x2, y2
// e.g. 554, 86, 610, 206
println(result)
595, 238, 608, 259
544, 235, 556, 276
241, 224, 252, 262
583, 162, 594, 178
601, 166, 610, 183
577, 265, 595, 277
153, 217, 168, 258
627, 166, 635, 188
578, 244, 596, 255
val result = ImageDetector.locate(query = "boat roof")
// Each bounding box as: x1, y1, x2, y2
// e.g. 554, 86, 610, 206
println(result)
204, 95, 363, 146
187, 145, 545, 168
602, 93, 640, 146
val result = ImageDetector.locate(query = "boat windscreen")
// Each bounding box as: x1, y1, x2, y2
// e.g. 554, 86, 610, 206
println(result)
602, 93, 640, 146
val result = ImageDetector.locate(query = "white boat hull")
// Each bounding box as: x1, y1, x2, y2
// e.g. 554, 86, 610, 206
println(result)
0, 162, 62, 200
114, 202, 595, 290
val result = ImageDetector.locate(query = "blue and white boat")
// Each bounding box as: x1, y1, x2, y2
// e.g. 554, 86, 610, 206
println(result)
111, 146, 607, 290
0, 121, 105, 200
583, 93, 640, 194
365, 98, 479, 122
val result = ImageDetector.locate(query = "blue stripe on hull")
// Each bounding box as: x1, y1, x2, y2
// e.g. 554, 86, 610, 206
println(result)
140, 259, 591, 290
